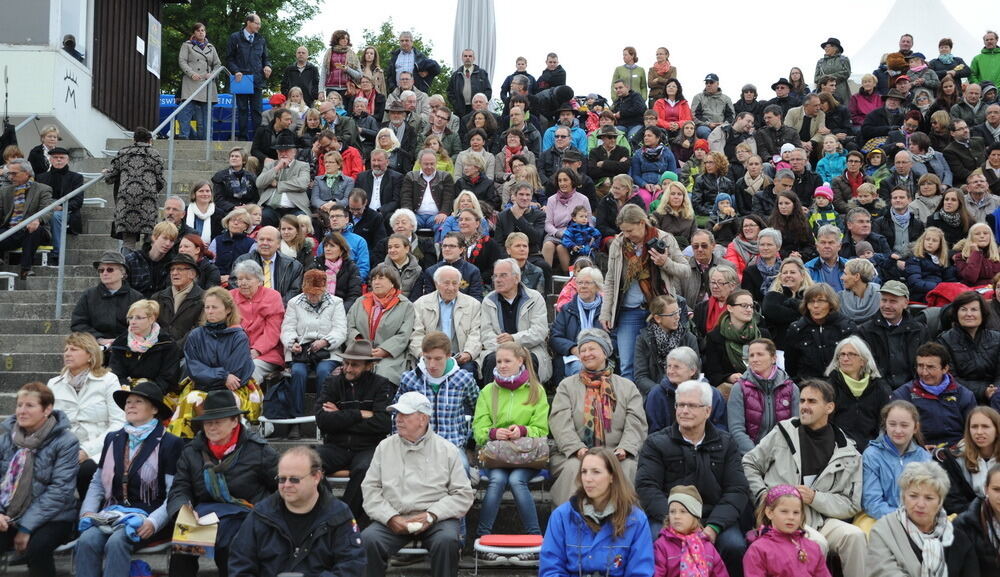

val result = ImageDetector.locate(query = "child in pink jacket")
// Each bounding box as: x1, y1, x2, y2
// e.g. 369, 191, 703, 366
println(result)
653, 485, 729, 577
743, 485, 831, 577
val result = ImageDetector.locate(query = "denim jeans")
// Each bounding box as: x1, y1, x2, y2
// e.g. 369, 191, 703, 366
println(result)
290, 360, 337, 416
415, 213, 438, 229
177, 100, 208, 140
614, 307, 647, 381
50, 210, 65, 256
696, 125, 712, 139
476, 467, 541, 536
75, 525, 140, 577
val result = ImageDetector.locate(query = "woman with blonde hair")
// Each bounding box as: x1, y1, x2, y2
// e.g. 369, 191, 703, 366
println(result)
905, 227, 955, 302
761, 256, 814, 349
297, 107, 322, 148
653, 180, 697, 250
28, 124, 60, 174
953, 222, 1000, 286
47, 332, 126, 500
435, 190, 489, 243
375, 127, 409, 173
109, 299, 182, 394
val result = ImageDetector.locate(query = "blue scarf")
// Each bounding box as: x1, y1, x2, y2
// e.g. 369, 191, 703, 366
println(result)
891, 209, 912, 229
577, 295, 603, 331
938, 53, 955, 65
123, 419, 158, 451
919, 374, 952, 397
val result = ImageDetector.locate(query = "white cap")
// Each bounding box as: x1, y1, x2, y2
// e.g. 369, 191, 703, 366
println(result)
388, 391, 433, 416
780, 143, 796, 154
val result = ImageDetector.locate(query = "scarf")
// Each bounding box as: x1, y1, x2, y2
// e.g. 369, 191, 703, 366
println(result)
494, 365, 530, 391
576, 295, 603, 331
846, 171, 865, 196
279, 240, 298, 259
324, 258, 343, 296
123, 419, 159, 451
841, 371, 870, 398
580, 366, 616, 447
705, 297, 727, 333
897, 507, 953, 577
207, 423, 241, 461
753, 256, 782, 294
910, 63, 929, 73
190, 37, 207, 50
128, 323, 160, 354
204, 320, 228, 333
202, 426, 252, 510
743, 172, 766, 195
0, 415, 58, 519
652, 323, 684, 368
892, 209, 912, 228
919, 374, 952, 397
642, 144, 665, 162
556, 187, 577, 204
331, 45, 351, 54
358, 88, 377, 115
665, 527, 711, 577
502, 145, 522, 173
621, 225, 660, 303
582, 500, 616, 525
653, 61, 672, 75
938, 53, 955, 65
718, 312, 759, 372
362, 288, 401, 339
731, 235, 759, 266
938, 209, 962, 228
67, 370, 90, 393
186, 202, 216, 243
99, 437, 160, 509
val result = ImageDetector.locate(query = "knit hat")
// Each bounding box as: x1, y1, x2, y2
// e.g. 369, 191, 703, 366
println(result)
780, 143, 796, 154
668, 485, 703, 518
714, 192, 733, 210
694, 139, 710, 152
855, 241, 874, 255
577, 328, 613, 357
813, 185, 834, 201
659, 171, 679, 184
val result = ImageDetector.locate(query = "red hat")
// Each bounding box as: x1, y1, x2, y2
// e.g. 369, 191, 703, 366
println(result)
694, 139, 710, 152
269, 93, 287, 106
895, 75, 911, 83
814, 185, 834, 201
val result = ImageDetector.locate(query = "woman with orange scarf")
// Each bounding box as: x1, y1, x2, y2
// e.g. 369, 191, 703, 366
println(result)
647, 47, 678, 108
344, 264, 415, 382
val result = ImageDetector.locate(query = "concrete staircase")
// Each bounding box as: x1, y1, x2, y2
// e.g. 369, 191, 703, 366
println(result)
0, 138, 250, 410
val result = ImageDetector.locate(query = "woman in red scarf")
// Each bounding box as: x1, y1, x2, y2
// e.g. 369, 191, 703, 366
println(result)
495, 129, 536, 183
345, 264, 415, 382
831, 150, 873, 213
693, 265, 739, 339
350, 75, 385, 119
647, 47, 678, 108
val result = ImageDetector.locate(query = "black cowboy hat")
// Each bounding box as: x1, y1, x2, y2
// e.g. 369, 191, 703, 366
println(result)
821, 38, 844, 53
113, 380, 173, 421
771, 78, 792, 90
273, 129, 298, 150
191, 390, 248, 422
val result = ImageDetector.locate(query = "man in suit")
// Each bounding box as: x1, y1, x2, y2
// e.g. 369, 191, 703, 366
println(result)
0, 159, 52, 279
256, 130, 311, 227
36, 146, 83, 263
783, 94, 827, 155
943, 119, 987, 185
400, 149, 455, 229
226, 13, 271, 140
354, 149, 402, 228
446, 49, 492, 117
234, 225, 303, 304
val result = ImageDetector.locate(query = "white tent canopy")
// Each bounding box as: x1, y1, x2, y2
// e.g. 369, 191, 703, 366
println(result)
849, 0, 982, 80
452, 0, 496, 83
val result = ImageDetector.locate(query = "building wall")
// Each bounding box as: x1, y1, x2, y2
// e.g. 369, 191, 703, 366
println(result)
92, 0, 162, 130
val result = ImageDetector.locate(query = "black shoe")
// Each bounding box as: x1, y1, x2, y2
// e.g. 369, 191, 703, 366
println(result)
287, 424, 301, 440
19, 269, 34, 280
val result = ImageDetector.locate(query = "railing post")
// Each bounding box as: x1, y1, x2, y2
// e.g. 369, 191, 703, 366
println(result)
231, 94, 237, 141
206, 99, 213, 161
54, 201, 70, 318
167, 129, 175, 198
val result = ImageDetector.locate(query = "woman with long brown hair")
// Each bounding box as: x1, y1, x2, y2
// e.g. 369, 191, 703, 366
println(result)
320, 30, 361, 98
937, 406, 1000, 514
539, 447, 654, 577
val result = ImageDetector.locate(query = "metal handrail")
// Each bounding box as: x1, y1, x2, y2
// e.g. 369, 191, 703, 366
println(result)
154, 66, 228, 196
0, 174, 102, 317
13, 114, 38, 133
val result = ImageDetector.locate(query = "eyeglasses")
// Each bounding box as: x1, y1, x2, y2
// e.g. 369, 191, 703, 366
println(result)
710, 280, 733, 287
655, 310, 681, 318
441, 243, 460, 249
676, 402, 708, 411
554, 134, 569, 139
838, 351, 861, 359
691, 244, 711, 249
97, 267, 118, 273
730, 303, 755, 310
846, 159, 862, 164
275, 470, 318, 485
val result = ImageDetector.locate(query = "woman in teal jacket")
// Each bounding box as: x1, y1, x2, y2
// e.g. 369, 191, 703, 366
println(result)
473, 342, 549, 554
540, 447, 654, 577
861, 400, 930, 524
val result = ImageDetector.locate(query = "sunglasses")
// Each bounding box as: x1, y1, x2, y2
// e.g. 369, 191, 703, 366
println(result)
275, 470, 318, 484
97, 267, 118, 273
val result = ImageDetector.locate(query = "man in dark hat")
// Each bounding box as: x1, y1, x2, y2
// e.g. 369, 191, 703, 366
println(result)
379, 100, 418, 162
152, 254, 204, 348
36, 146, 83, 263
257, 129, 310, 227
71, 250, 143, 346
766, 78, 796, 117
542, 103, 587, 153
862, 89, 908, 141
315, 339, 395, 524
589, 124, 632, 182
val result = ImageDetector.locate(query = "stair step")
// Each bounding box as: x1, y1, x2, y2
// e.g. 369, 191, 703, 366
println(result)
20, 276, 103, 291
0, 372, 60, 397
0, 334, 72, 350
0, 290, 82, 303
57, 235, 122, 250
83, 220, 114, 235
0, 319, 71, 334
5, 264, 98, 277
0, 352, 65, 372
0, 303, 72, 319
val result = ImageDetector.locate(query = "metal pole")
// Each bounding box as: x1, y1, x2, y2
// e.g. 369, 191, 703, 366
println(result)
54, 203, 69, 318
231, 94, 236, 141
167, 129, 175, 198
206, 99, 213, 161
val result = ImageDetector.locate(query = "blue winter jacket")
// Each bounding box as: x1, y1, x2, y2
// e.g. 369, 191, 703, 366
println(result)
0, 411, 80, 532
862, 433, 931, 519
891, 378, 977, 447
540, 500, 654, 577
629, 147, 678, 189
184, 324, 255, 390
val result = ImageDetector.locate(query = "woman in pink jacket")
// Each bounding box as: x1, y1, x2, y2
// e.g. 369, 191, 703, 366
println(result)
230, 259, 286, 383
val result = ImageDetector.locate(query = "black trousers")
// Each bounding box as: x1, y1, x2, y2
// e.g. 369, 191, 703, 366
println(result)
0, 520, 74, 577
0, 225, 49, 271
316, 444, 375, 524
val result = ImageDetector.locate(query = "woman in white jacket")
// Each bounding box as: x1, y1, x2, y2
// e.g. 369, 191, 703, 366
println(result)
47, 332, 125, 500
280, 269, 347, 438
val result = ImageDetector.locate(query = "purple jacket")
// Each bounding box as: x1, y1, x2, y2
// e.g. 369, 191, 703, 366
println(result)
653, 527, 729, 577
743, 528, 831, 577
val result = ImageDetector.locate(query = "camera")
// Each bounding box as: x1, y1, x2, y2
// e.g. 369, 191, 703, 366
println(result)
645, 237, 667, 253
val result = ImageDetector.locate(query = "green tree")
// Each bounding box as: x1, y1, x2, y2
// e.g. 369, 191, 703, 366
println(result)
161, 0, 324, 95
360, 19, 451, 98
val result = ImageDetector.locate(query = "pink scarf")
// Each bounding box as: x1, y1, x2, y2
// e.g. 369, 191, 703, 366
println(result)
654, 61, 672, 75
665, 527, 711, 577
325, 258, 343, 296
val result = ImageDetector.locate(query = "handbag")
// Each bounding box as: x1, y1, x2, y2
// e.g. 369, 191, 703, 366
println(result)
476, 386, 549, 469
291, 341, 327, 365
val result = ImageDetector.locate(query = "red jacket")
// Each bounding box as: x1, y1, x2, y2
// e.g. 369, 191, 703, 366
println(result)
232, 286, 286, 367
654, 98, 693, 131
953, 248, 1000, 287
340, 145, 364, 179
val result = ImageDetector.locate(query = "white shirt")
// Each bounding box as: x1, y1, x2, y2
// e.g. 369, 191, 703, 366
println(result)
417, 172, 438, 215
370, 172, 384, 210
